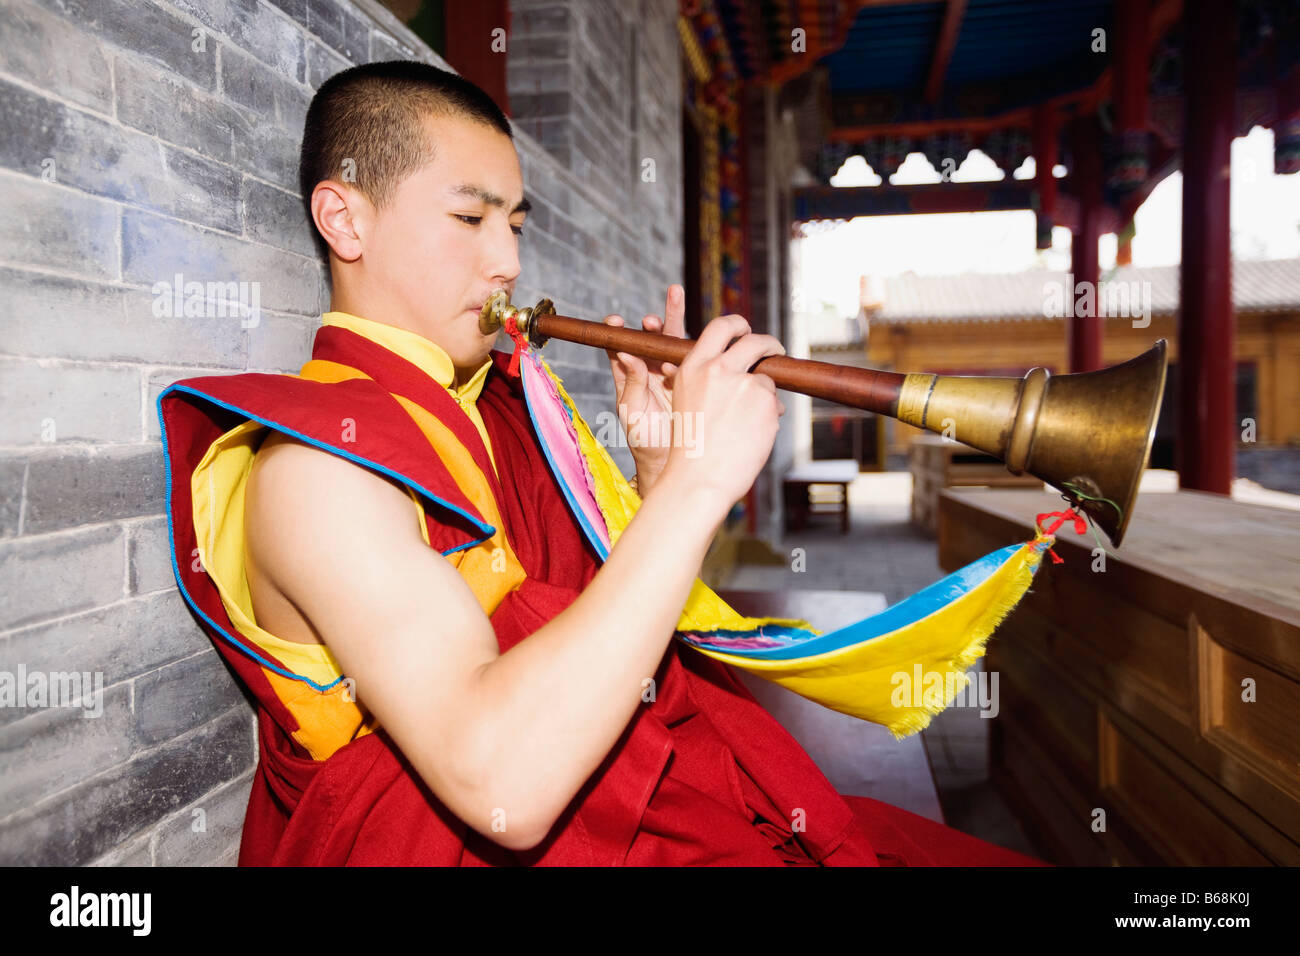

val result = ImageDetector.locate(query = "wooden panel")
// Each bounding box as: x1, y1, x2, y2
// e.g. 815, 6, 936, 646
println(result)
988, 635, 1097, 786
941, 486, 1300, 865
994, 704, 1118, 865
1008, 595, 1191, 721
1197, 618, 1300, 797
939, 488, 1300, 679
1098, 708, 1273, 865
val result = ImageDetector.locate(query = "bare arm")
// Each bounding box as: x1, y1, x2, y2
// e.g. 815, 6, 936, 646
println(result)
245, 316, 783, 851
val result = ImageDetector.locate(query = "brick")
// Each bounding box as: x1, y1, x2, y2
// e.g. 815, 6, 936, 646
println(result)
228, 100, 302, 192
121, 207, 319, 316
23, 445, 165, 535
0, 683, 133, 819
511, 5, 570, 35
0, 269, 247, 368
133, 649, 246, 749
518, 145, 571, 213
246, 311, 318, 372
0, 460, 24, 539
85, 827, 153, 866
114, 53, 237, 163
169, 0, 306, 83
157, 142, 244, 233
305, 0, 370, 63
0, 359, 140, 445
0, 705, 253, 865
0, 0, 113, 114
144, 366, 242, 442
0, 79, 240, 231
263, 0, 307, 22
306, 36, 350, 88
153, 768, 251, 865
0, 591, 208, 729
206, 844, 239, 865
510, 91, 571, 120
510, 34, 570, 62
520, 196, 552, 235
369, 28, 416, 64
0, 172, 118, 280
242, 177, 317, 258
127, 515, 176, 595
51, 0, 216, 88
221, 43, 310, 127
508, 61, 572, 96
0, 523, 124, 631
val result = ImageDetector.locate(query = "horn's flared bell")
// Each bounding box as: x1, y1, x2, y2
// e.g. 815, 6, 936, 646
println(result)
897, 341, 1168, 548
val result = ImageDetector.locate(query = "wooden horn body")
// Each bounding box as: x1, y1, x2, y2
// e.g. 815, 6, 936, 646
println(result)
480, 291, 1168, 547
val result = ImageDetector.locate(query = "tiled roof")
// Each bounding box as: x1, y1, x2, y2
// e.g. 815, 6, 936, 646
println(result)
868, 258, 1300, 324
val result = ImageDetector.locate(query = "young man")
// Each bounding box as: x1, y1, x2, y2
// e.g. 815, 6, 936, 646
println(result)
158, 61, 1045, 866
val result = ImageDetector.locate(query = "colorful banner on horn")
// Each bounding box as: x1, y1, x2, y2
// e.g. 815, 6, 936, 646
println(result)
517, 346, 1057, 739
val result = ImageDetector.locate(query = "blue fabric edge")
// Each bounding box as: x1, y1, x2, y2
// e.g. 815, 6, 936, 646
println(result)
684, 543, 1028, 660
156, 383, 496, 692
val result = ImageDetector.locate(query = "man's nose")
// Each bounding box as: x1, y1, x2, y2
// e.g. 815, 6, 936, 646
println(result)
485, 217, 521, 286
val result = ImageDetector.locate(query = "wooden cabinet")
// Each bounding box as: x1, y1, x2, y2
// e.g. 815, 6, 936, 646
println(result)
908, 435, 1043, 536
939, 487, 1300, 865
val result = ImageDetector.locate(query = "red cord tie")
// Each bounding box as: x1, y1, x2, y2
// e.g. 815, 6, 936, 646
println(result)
1034, 506, 1088, 564
504, 313, 528, 379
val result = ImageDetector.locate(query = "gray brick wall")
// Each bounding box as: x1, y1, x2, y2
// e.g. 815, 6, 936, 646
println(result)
0, 0, 683, 865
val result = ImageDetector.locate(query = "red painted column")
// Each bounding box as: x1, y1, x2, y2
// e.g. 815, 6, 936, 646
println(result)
1178, 0, 1236, 494
1109, 0, 1150, 193
442, 0, 511, 113
1069, 115, 1103, 373
1031, 104, 1058, 250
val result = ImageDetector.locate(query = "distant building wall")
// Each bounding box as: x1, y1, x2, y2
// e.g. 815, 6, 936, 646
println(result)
856, 309, 1300, 456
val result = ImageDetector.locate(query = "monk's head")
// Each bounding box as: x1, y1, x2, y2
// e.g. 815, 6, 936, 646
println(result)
300, 61, 527, 383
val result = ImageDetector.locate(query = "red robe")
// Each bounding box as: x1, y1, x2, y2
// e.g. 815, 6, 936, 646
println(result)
158, 322, 1048, 866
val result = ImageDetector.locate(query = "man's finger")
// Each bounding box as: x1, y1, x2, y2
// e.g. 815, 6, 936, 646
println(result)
664, 284, 686, 339
717, 332, 786, 374
684, 314, 749, 367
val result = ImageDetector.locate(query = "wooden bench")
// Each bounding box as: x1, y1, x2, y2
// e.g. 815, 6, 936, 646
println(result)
783, 459, 858, 534
939, 486, 1300, 865
908, 434, 1043, 536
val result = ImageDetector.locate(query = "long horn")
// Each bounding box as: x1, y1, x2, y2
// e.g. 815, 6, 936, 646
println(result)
480, 291, 1168, 548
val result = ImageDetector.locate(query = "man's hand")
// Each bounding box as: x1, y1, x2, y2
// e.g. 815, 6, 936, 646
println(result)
602, 284, 687, 496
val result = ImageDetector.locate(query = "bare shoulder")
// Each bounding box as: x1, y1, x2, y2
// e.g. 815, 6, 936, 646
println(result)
250, 429, 410, 506
245, 429, 423, 583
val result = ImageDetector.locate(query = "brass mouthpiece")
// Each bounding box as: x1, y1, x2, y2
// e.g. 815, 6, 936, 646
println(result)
478, 289, 555, 347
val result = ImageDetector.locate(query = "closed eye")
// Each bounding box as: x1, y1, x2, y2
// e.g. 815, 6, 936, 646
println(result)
455, 214, 523, 237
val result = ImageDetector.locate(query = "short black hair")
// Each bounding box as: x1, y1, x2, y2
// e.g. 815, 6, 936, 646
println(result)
298, 60, 513, 264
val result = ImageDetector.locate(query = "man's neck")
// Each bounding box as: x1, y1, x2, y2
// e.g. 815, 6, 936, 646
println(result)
328, 294, 477, 389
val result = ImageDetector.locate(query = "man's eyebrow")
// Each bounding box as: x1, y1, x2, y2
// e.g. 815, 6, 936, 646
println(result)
450, 183, 530, 215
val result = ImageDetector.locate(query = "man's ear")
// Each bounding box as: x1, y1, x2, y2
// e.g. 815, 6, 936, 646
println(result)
311, 180, 368, 263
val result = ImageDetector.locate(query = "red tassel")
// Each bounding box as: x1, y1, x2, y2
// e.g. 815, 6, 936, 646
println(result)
504, 314, 528, 379
1034, 506, 1087, 565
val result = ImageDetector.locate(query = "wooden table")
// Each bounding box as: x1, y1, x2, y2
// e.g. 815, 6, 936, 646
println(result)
908, 434, 1043, 536
938, 486, 1300, 865
783, 459, 858, 534
717, 588, 945, 823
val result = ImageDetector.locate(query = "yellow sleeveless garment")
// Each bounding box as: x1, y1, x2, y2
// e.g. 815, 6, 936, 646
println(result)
188, 312, 517, 760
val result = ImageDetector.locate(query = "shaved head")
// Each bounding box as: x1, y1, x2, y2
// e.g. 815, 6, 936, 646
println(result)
299, 60, 513, 263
